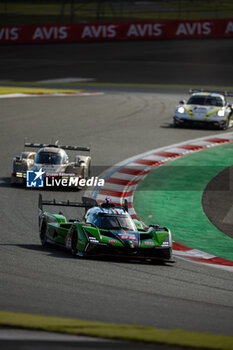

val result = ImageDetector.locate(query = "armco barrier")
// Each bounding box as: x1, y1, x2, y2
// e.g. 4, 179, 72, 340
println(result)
0, 19, 233, 44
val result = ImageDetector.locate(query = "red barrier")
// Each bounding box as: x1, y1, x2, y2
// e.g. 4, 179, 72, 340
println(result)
0, 19, 232, 44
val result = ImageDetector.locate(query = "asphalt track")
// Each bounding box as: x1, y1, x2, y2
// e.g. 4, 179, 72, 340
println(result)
0, 39, 233, 341
0, 328, 183, 350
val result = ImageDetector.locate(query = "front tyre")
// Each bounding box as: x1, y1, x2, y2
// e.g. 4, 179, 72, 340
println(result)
220, 117, 230, 130
173, 117, 180, 128
71, 227, 78, 256
40, 219, 47, 247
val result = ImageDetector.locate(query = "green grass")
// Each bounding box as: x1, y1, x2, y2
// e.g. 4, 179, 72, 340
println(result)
134, 143, 233, 261
1, 311, 233, 349
2, 81, 233, 92
0, 1, 232, 25
0, 86, 84, 95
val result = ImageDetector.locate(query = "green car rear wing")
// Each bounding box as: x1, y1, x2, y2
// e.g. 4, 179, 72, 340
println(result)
38, 194, 97, 213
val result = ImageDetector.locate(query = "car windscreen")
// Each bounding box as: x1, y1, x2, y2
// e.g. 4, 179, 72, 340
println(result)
187, 95, 224, 107
35, 152, 62, 165
93, 214, 136, 231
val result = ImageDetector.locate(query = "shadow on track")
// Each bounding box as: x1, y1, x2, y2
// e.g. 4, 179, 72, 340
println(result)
0, 243, 175, 266
0, 177, 12, 188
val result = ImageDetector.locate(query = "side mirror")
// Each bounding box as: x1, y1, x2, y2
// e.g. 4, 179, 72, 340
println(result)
179, 100, 185, 105
75, 159, 84, 168
149, 224, 159, 229
75, 156, 81, 167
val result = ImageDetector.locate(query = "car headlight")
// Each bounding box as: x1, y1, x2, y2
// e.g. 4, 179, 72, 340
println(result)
178, 106, 185, 114
217, 110, 225, 117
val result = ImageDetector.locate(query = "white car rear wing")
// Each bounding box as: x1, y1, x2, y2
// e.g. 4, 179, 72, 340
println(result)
189, 88, 233, 97
25, 142, 90, 152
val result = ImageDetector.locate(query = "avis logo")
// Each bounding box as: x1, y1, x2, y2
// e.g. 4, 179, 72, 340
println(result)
26, 169, 45, 188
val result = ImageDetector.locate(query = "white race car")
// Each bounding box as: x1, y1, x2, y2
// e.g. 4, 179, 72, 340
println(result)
174, 90, 233, 130
11, 142, 91, 188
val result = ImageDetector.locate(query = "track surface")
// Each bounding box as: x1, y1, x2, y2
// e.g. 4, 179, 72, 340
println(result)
1, 39, 233, 336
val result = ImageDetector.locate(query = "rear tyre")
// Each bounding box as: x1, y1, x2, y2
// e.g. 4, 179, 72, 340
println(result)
40, 219, 47, 247
71, 228, 78, 256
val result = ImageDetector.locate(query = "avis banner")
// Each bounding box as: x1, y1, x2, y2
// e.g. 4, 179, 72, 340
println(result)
0, 19, 232, 44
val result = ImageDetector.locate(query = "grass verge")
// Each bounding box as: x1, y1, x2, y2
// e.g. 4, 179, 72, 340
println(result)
0, 1, 233, 24
134, 143, 233, 261
0, 86, 84, 95
0, 311, 233, 349
1, 81, 233, 92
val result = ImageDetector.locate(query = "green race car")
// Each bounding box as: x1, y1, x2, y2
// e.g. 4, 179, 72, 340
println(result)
38, 195, 173, 261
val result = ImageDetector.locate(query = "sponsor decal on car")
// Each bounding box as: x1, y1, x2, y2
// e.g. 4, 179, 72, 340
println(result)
65, 236, 72, 249
118, 234, 137, 241
144, 241, 155, 246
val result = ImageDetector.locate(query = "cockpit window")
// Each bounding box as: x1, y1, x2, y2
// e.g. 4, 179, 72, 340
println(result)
35, 152, 63, 165
92, 214, 136, 231
187, 95, 224, 107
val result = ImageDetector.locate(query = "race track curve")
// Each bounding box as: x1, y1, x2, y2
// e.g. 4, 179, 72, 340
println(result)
0, 39, 233, 336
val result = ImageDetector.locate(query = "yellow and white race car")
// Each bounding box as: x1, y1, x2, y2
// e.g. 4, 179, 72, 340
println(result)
174, 90, 233, 130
